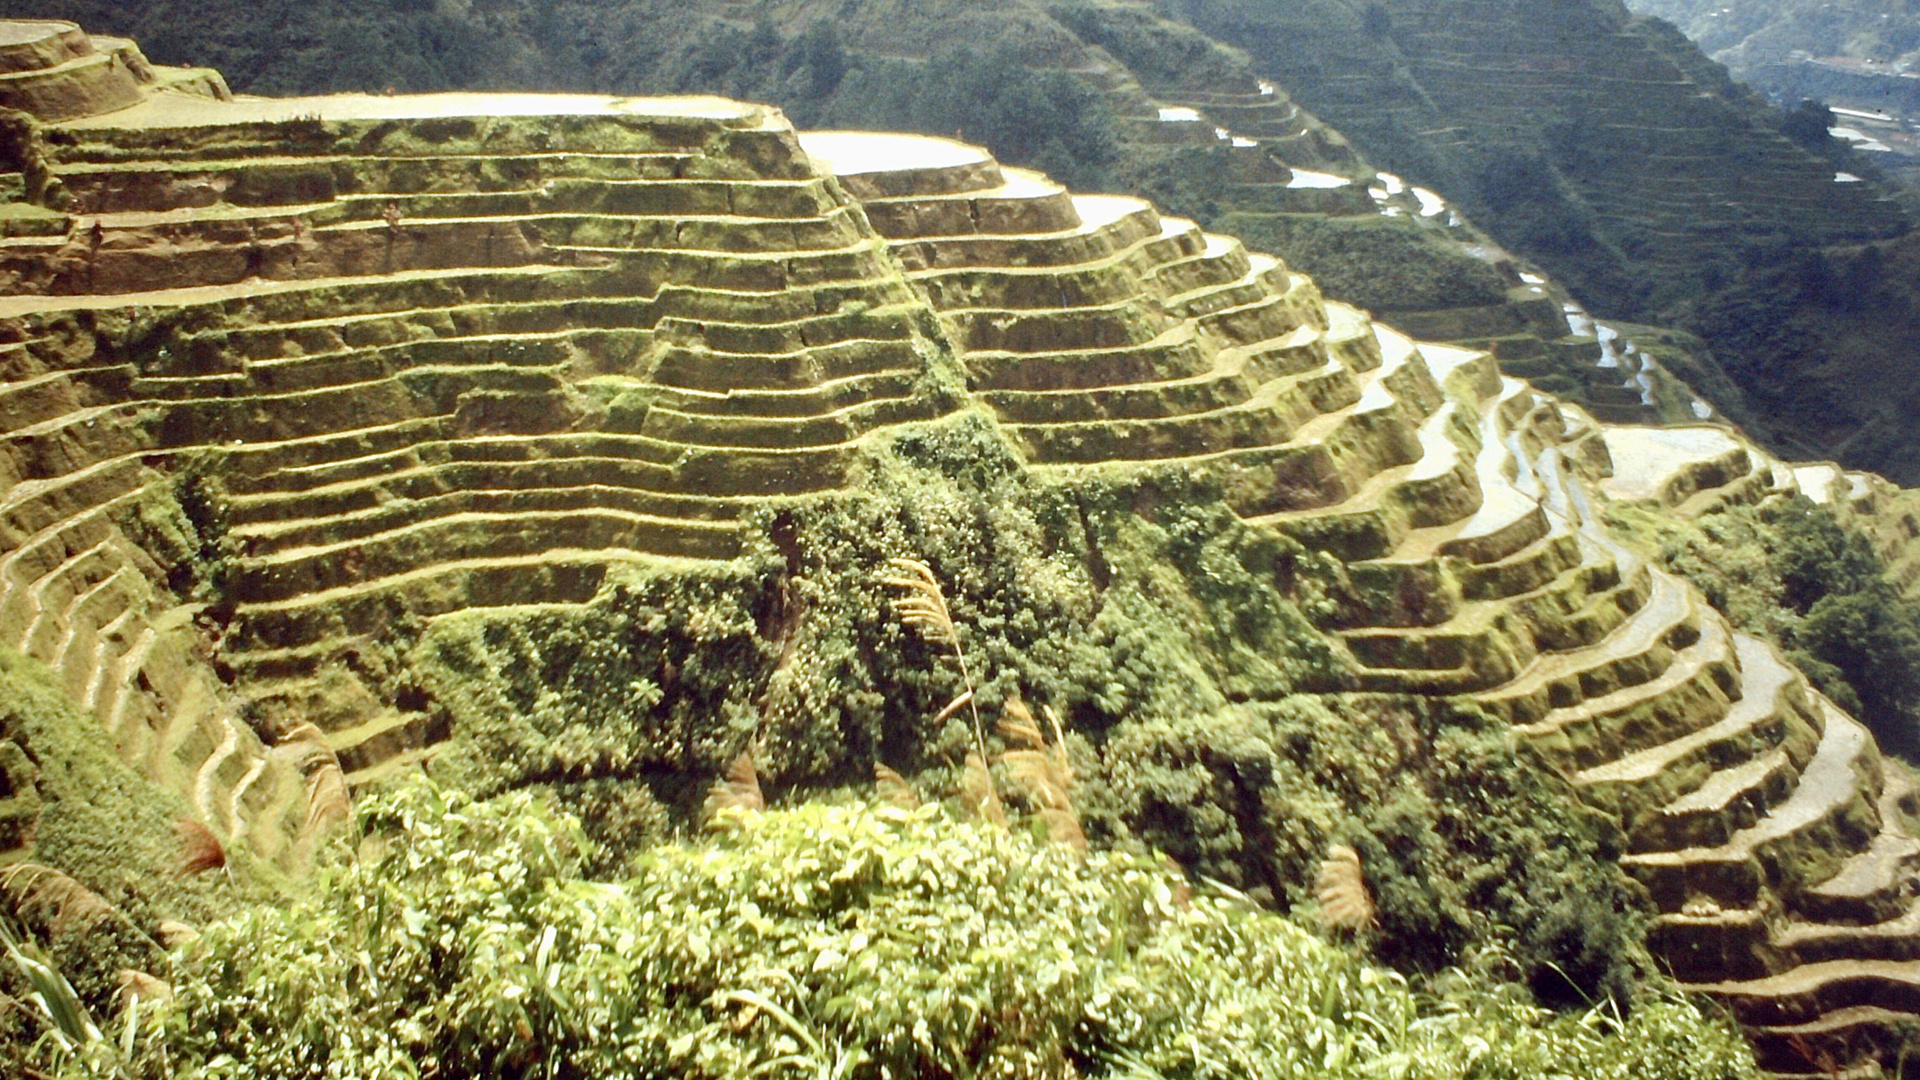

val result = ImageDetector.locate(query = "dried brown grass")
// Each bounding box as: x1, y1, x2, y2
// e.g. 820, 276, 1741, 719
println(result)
1314, 844, 1375, 932
959, 751, 1006, 829
173, 818, 227, 877
873, 763, 921, 810
883, 558, 1003, 827
282, 723, 351, 837
703, 752, 765, 826
156, 920, 199, 948
304, 766, 350, 837
997, 697, 1085, 851
116, 969, 172, 1009
0, 863, 112, 937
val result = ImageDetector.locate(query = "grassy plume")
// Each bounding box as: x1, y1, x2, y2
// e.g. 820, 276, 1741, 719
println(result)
172, 819, 226, 877
997, 698, 1085, 851
1316, 844, 1375, 932
960, 751, 1006, 829
0, 863, 112, 937
874, 763, 921, 810
703, 752, 765, 826
281, 723, 351, 838
884, 557, 1004, 820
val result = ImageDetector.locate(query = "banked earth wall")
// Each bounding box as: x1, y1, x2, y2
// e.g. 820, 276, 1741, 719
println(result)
0, 20, 1917, 1076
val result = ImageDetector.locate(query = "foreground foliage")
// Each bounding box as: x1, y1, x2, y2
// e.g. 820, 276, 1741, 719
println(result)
29, 779, 1762, 1080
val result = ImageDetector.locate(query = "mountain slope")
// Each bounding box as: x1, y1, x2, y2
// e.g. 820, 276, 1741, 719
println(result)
2, 20, 1920, 1071
0, 0, 1740, 431
1174, 0, 1906, 315
1627, 0, 1920, 85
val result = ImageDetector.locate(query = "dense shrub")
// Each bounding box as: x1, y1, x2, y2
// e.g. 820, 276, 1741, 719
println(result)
40, 779, 1761, 1080
1093, 696, 1645, 1007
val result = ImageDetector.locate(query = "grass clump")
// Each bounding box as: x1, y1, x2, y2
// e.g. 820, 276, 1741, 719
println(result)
76, 777, 1760, 1080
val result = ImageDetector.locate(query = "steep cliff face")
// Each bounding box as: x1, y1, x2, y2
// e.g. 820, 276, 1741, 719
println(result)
4, 17, 1920, 1074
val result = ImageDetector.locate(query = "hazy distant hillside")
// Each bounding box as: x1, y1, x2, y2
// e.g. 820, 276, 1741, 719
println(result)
1625, 0, 1920, 81
1165, 0, 1920, 481
1173, 0, 1904, 314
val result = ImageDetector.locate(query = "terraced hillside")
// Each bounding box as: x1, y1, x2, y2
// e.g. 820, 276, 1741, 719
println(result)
2, 0, 1720, 430
1180, 0, 1907, 318
2, 18, 1920, 1074
1625, 0, 1920, 93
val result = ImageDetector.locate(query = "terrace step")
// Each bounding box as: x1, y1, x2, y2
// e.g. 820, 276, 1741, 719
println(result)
1251, 395, 1472, 561
234, 506, 741, 602
1750, 1005, 1920, 1076
1340, 543, 1648, 694
226, 548, 660, 652
1780, 767, 1920, 931
1624, 701, 1880, 913
1577, 634, 1822, 851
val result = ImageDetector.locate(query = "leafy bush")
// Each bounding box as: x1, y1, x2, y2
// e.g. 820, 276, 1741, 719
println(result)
1620, 496, 1920, 758
1093, 696, 1645, 1008
77, 779, 1758, 1080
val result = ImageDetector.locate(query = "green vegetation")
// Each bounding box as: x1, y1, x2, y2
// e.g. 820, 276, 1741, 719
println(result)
1687, 232, 1920, 484
1626, 0, 1920, 88
1612, 495, 1920, 757
0, 649, 247, 1064
1212, 213, 1512, 313
1102, 695, 1646, 1008
17, 776, 1761, 1080
383, 416, 1645, 1007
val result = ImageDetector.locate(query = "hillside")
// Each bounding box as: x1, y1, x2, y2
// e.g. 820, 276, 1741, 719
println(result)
1625, 0, 1920, 92
1175, 0, 1906, 313
23, 0, 1920, 479
1165, 0, 1920, 492
0, 0, 1748, 429
0, 19, 1919, 1075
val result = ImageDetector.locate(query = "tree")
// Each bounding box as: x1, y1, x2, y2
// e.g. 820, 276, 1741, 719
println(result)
1781, 99, 1834, 149
796, 19, 848, 97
